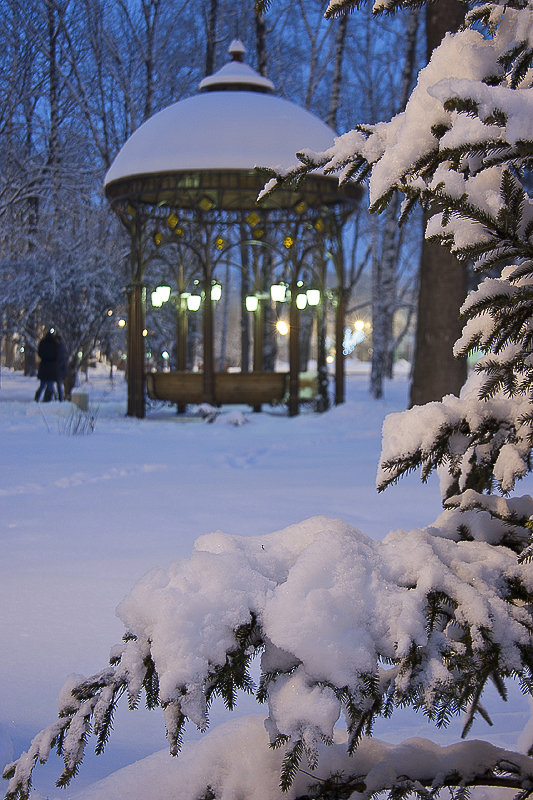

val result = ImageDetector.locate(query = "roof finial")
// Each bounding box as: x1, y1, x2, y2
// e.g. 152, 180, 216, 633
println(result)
228, 39, 245, 62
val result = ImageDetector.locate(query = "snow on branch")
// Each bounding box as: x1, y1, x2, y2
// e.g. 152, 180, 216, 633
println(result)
43, 715, 533, 800
378, 373, 533, 503
259, 3, 533, 277
3, 517, 533, 799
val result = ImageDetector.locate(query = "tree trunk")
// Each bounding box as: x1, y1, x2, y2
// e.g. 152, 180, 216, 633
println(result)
369, 10, 418, 397
409, 237, 468, 406
255, 9, 267, 76
205, 0, 218, 77
409, 0, 467, 407
47, 0, 60, 211
326, 13, 348, 130
141, 0, 160, 121
370, 208, 397, 399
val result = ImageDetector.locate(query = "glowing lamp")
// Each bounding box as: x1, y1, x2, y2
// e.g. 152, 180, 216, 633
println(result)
211, 283, 222, 302
306, 289, 321, 306
245, 295, 259, 312
157, 285, 171, 303
296, 293, 307, 310
187, 294, 202, 312
270, 283, 286, 303
276, 320, 289, 336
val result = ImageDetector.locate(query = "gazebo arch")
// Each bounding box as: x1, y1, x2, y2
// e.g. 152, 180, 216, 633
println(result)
104, 40, 358, 418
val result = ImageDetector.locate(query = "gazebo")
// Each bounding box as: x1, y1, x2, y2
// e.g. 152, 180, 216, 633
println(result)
104, 41, 358, 418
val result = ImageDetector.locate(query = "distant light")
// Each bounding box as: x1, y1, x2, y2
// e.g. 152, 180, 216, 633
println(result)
118, 319, 126, 328
49, 327, 55, 334
306, 289, 320, 306
276, 320, 289, 336
283, 235, 293, 249
107, 309, 113, 316
77, 350, 83, 359
326, 355, 334, 363
20, 346, 25, 353
211, 283, 222, 302
151, 291, 163, 308
161, 350, 170, 360
187, 294, 202, 312
354, 319, 365, 332
142, 329, 148, 337
246, 295, 259, 312
296, 293, 307, 310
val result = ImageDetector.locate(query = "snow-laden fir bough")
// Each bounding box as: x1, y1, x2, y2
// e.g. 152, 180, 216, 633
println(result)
5, 0, 533, 797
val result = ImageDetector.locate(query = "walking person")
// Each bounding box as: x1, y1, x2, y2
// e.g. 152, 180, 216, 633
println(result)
55, 333, 67, 401
34, 329, 58, 402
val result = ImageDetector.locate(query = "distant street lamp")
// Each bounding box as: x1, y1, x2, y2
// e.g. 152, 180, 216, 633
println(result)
295, 292, 307, 310
306, 288, 321, 306
187, 293, 202, 312
245, 295, 259, 312
270, 283, 287, 303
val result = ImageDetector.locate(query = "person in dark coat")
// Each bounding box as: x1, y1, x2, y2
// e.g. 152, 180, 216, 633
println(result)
35, 329, 58, 402
55, 333, 67, 401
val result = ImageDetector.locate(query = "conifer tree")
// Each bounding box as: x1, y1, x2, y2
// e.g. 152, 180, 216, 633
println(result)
4, 1, 533, 799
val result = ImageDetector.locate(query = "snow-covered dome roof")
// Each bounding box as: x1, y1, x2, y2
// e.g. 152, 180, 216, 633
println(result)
198, 39, 275, 93
104, 42, 350, 209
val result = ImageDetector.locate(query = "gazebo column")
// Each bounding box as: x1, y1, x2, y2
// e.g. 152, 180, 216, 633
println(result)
288, 281, 300, 417
127, 281, 146, 419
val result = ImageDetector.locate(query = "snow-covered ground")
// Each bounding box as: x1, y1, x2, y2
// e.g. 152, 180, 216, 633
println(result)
0, 365, 529, 799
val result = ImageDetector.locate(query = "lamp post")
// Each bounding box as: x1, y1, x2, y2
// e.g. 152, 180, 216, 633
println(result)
245, 292, 268, 412
288, 278, 300, 417
245, 293, 267, 374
